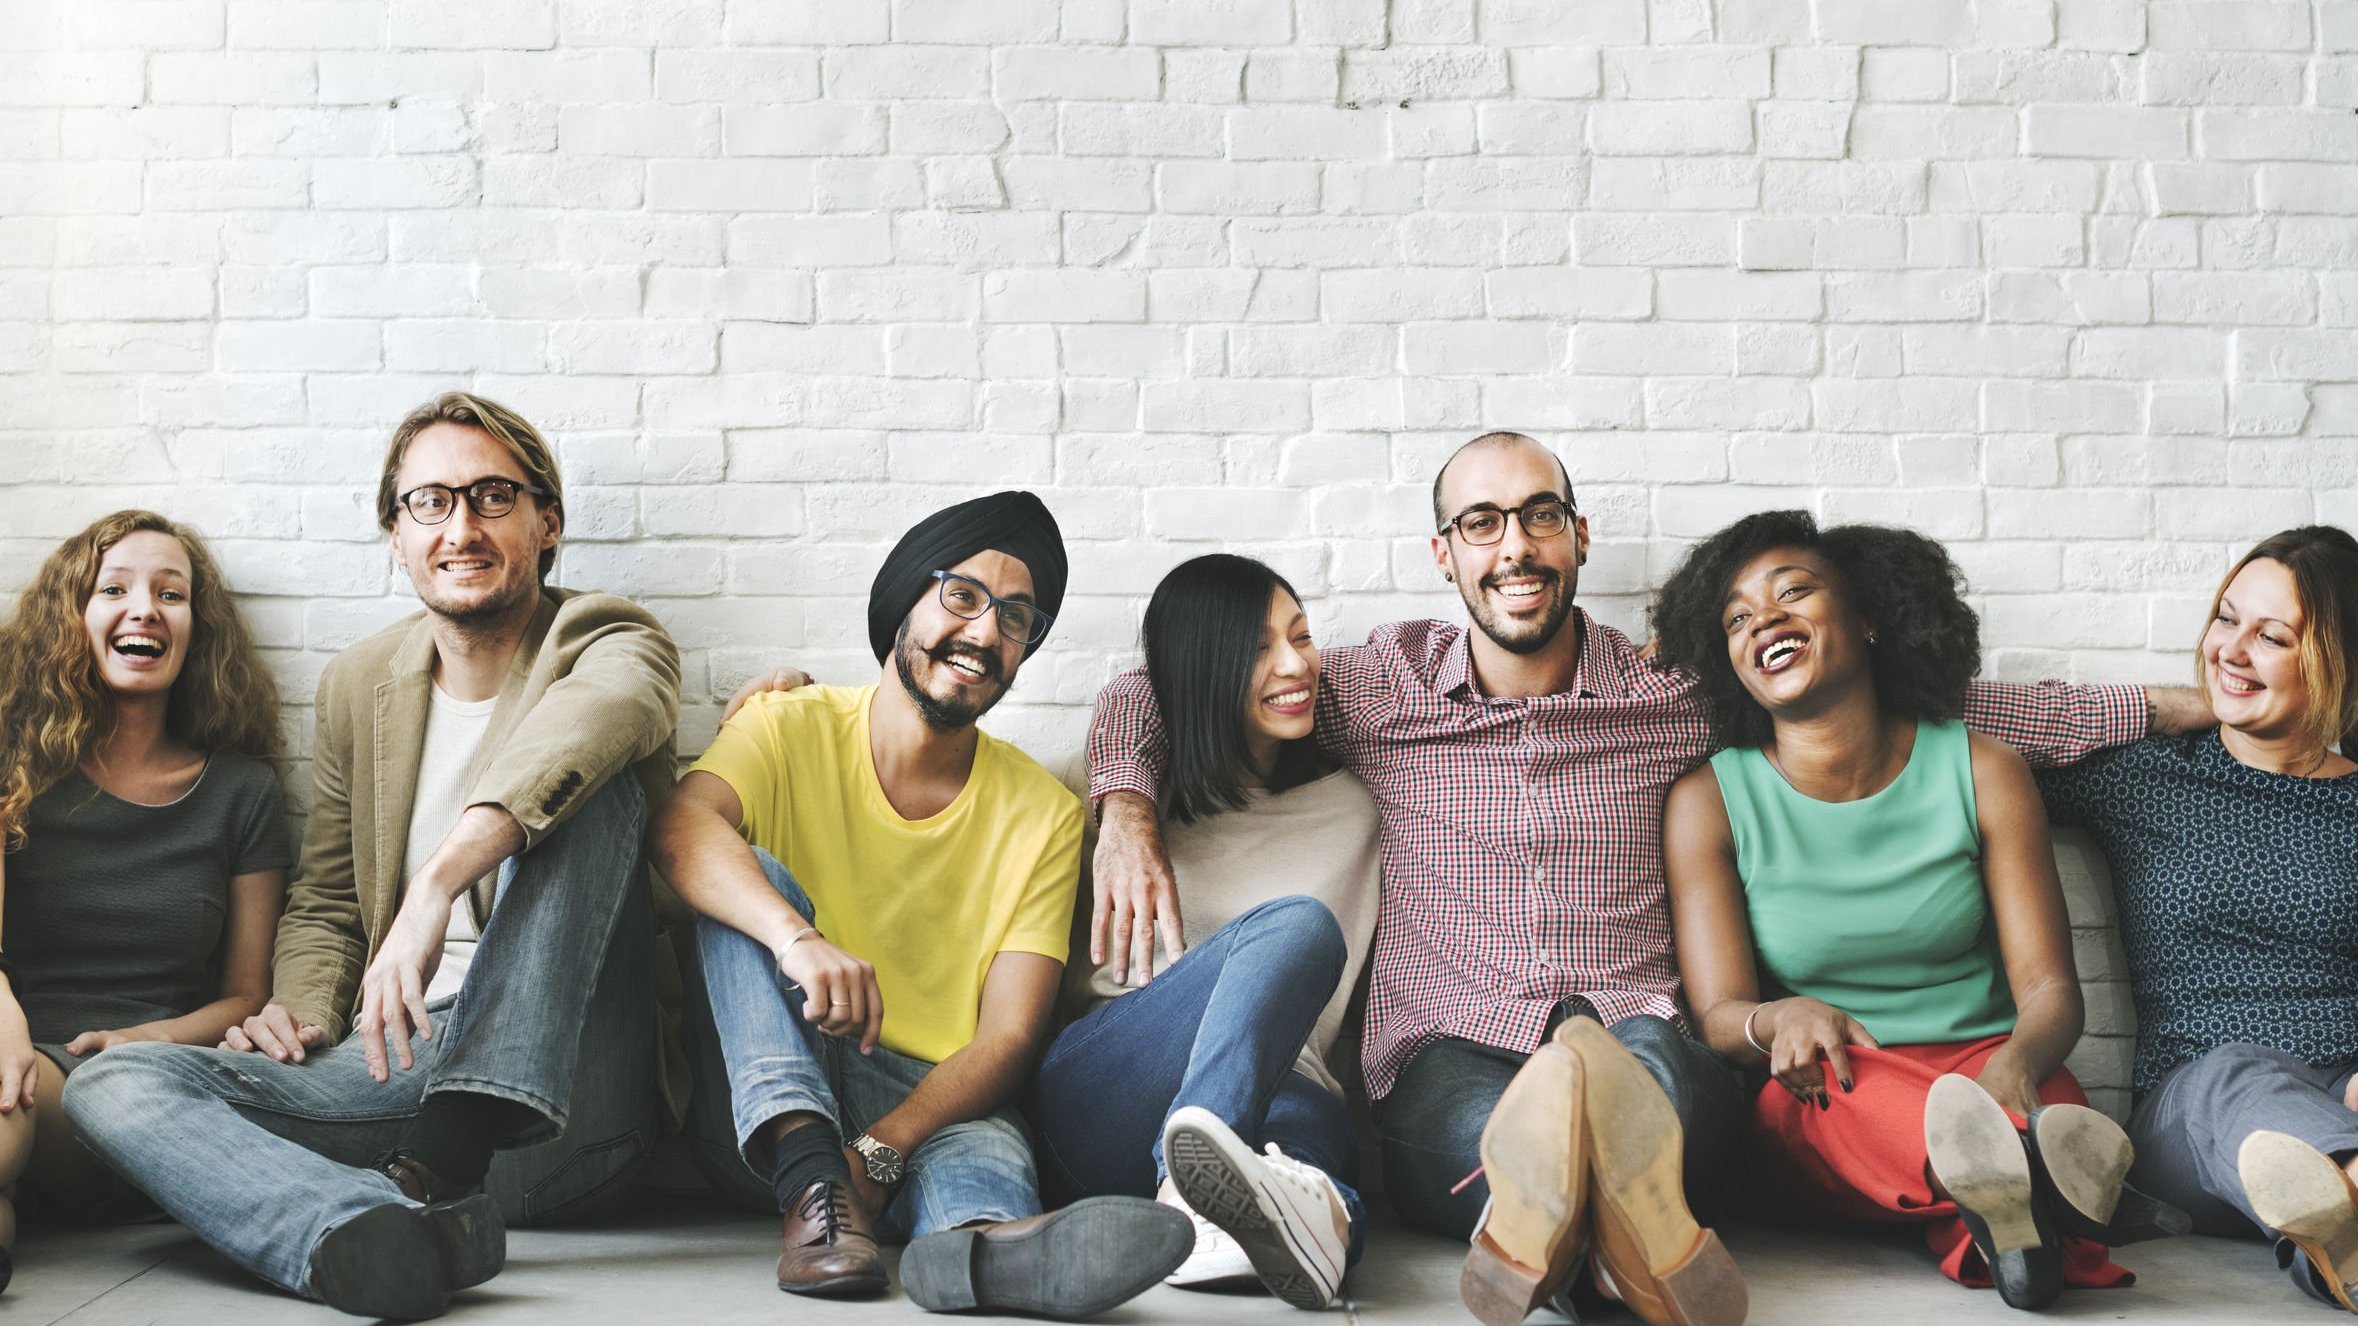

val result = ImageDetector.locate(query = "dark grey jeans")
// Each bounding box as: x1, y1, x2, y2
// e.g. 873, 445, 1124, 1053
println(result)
2128, 1041, 2358, 1305
1376, 1010, 1742, 1241
64, 774, 659, 1299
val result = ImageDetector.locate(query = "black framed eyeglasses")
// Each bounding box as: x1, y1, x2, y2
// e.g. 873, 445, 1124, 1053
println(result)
1438, 495, 1576, 546
395, 477, 550, 526
929, 570, 1052, 645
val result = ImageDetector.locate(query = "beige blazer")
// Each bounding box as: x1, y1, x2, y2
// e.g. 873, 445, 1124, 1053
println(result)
271, 587, 692, 1123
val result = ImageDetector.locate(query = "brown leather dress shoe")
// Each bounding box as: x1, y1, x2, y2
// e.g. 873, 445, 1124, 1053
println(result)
373, 1150, 483, 1205
776, 1179, 888, 1297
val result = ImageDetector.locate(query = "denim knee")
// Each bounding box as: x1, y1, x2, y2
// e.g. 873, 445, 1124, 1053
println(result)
63, 1040, 188, 1136
1609, 1013, 1686, 1062
1235, 895, 1346, 974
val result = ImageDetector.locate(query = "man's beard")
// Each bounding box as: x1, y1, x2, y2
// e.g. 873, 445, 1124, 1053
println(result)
893, 620, 1008, 731
414, 564, 538, 634
1457, 561, 1575, 657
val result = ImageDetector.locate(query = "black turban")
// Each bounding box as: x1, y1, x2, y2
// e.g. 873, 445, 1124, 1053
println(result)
868, 490, 1068, 662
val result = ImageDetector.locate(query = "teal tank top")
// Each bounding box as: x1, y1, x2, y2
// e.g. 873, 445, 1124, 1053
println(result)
1707, 718, 2016, 1047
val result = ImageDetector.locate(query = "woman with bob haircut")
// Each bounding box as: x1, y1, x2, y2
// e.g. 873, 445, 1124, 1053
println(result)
0, 511, 288, 1288
1653, 511, 2182, 1312
1026, 553, 1380, 1312
2036, 525, 2358, 1314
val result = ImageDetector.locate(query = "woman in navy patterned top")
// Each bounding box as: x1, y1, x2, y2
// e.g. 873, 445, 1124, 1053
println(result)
2039, 526, 2358, 1314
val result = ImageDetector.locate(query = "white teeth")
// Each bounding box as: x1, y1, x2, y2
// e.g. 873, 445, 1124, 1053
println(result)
1265, 689, 1310, 707
946, 656, 985, 678
1759, 639, 1803, 668
1497, 583, 1542, 598
114, 634, 166, 657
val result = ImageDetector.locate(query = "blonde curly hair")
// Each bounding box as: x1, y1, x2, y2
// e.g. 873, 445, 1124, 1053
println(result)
0, 511, 280, 848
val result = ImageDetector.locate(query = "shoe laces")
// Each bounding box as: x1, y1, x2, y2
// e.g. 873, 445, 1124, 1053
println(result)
795, 1182, 856, 1244
1255, 1145, 1347, 1220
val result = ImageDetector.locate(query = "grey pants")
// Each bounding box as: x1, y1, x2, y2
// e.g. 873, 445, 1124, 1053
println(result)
2127, 1042, 2358, 1304
2128, 1041, 2358, 1237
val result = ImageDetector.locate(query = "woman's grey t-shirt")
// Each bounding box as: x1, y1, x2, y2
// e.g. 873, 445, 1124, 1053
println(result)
1074, 768, 1383, 1099
5, 752, 291, 1046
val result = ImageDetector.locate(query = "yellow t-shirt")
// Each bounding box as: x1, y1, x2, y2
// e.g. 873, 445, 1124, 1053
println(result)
690, 685, 1084, 1065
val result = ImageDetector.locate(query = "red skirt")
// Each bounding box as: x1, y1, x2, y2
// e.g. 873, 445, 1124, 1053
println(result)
1747, 1035, 2134, 1290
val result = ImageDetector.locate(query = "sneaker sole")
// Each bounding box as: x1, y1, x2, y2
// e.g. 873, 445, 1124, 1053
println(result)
900, 1197, 1193, 1319
1461, 1041, 1585, 1326
2241, 1130, 2358, 1314
1165, 1113, 1344, 1310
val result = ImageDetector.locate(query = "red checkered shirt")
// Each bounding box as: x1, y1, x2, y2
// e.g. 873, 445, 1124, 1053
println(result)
1087, 610, 2150, 1101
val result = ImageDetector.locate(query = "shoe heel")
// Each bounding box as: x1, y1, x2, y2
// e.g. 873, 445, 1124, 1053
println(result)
1460, 1235, 1552, 1326
1927, 1075, 2041, 1256
1469, 1043, 1585, 1298
1655, 1228, 1748, 1326
2242, 1131, 2358, 1314
900, 1228, 981, 1313
2030, 1104, 2132, 1229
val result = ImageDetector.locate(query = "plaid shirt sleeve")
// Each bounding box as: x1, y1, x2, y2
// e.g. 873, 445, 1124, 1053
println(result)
1961, 680, 2150, 768
1085, 666, 1167, 807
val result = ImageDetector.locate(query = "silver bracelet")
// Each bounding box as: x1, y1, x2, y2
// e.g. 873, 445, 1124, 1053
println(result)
1743, 1002, 1772, 1055
775, 926, 823, 974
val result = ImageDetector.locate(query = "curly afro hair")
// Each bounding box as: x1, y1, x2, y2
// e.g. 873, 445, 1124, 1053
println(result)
1648, 509, 1982, 749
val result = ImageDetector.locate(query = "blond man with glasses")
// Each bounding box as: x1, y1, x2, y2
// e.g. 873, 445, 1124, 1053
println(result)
68, 393, 686, 1321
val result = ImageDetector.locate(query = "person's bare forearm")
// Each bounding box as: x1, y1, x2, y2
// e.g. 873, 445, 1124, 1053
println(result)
1999, 980, 2083, 1084
410, 804, 526, 906
650, 797, 810, 954
2144, 684, 2213, 736
864, 1033, 1042, 1157
117, 994, 271, 1049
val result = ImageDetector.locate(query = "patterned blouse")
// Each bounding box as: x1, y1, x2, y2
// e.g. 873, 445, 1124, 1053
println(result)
2039, 732, 2358, 1096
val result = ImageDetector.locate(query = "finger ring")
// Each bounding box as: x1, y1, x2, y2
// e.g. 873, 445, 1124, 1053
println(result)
830, 999, 851, 1006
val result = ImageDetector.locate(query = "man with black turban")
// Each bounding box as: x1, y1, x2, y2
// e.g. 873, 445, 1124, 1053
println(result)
652, 491, 1188, 1317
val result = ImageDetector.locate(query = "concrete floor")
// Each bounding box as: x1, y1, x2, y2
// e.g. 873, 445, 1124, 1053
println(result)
1, 1197, 2315, 1326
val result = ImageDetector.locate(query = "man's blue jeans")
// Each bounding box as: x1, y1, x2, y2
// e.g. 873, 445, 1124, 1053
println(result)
690, 848, 1036, 1241
1026, 894, 1367, 1267
63, 774, 659, 1300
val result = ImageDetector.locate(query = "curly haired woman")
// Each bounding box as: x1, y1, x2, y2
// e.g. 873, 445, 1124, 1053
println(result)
0, 511, 288, 1286
1652, 511, 2185, 1312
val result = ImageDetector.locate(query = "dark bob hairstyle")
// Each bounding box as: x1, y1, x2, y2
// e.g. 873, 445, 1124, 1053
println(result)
1143, 553, 1324, 824
1649, 510, 1982, 749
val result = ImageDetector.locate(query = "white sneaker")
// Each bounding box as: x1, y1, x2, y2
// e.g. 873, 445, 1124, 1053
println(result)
1160, 1187, 1258, 1290
1163, 1105, 1350, 1310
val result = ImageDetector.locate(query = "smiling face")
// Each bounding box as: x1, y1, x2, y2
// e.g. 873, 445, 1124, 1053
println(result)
388, 421, 560, 629
2203, 556, 2317, 746
84, 530, 197, 698
1429, 440, 1588, 656
891, 550, 1034, 731
1242, 585, 1319, 767
1720, 545, 1878, 717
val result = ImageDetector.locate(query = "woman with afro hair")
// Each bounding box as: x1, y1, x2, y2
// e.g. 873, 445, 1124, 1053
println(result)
1652, 511, 2183, 1311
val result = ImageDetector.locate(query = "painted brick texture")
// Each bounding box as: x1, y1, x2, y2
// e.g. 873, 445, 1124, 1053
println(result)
9, 0, 2358, 1109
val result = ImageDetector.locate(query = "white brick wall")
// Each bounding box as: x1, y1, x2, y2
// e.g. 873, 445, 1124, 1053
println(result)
6, 4, 2355, 874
